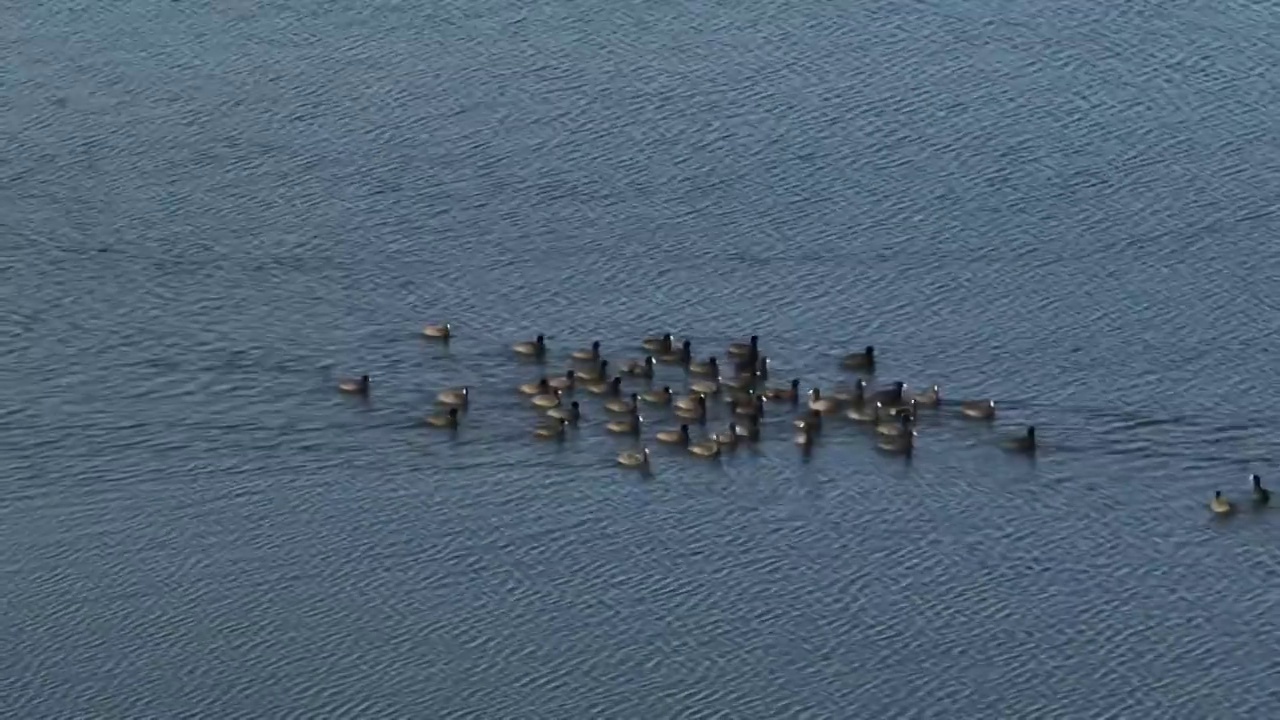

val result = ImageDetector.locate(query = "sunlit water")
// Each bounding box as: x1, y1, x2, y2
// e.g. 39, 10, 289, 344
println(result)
4, 0, 1280, 716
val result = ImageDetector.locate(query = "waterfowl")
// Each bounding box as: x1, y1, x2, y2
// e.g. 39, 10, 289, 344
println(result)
425, 407, 460, 429
765, 378, 801, 403
641, 386, 674, 406
620, 356, 656, 378
688, 356, 719, 377
656, 424, 692, 447
605, 392, 640, 415
658, 339, 693, 365
842, 346, 876, 371
617, 447, 651, 469
871, 381, 905, 406
533, 418, 568, 440
738, 417, 762, 442
518, 377, 551, 396
1252, 474, 1270, 506
808, 388, 840, 414
642, 333, 674, 354
727, 335, 759, 359
960, 399, 996, 420
673, 392, 705, 413
688, 438, 722, 459
547, 400, 581, 423
531, 389, 562, 409
422, 323, 451, 340
436, 385, 471, 407
605, 412, 643, 436
793, 408, 823, 432
576, 359, 609, 383
846, 401, 881, 424
730, 395, 766, 419
832, 379, 866, 406
512, 334, 547, 359
714, 422, 740, 447
690, 379, 720, 395
753, 355, 769, 380
571, 341, 601, 362
338, 374, 370, 395
876, 412, 914, 438
585, 376, 624, 397
911, 384, 942, 408
674, 394, 708, 422
1210, 491, 1233, 515
877, 431, 914, 455
1003, 426, 1036, 453
794, 421, 819, 447
548, 369, 576, 392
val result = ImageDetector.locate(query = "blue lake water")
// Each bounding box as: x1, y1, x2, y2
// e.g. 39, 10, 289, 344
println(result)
4, 0, 1280, 716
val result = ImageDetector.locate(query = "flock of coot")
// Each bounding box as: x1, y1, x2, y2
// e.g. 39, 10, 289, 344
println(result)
337, 323, 1268, 515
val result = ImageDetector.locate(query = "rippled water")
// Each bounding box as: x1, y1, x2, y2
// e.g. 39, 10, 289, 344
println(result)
4, 0, 1280, 716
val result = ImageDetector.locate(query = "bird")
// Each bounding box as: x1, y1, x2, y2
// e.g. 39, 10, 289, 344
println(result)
688, 356, 719, 377
688, 437, 722, 459
605, 392, 640, 415
689, 378, 720, 395
547, 400, 581, 423
658, 339, 692, 365
641, 386, 674, 406
842, 345, 875, 371
765, 378, 801, 403
674, 394, 708, 422
585, 376, 623, 397
642, 333, 674, 354
875, 412, 914, 438
1210, 491, 1233, 515
425, 407, 460, 429
605, 412, 643, 436
531, 388, 562, 409
338, 374, 370, 395
518, 377, 551, 396
548, 369, 576, 392
422, 323, 451, 340
512, 334, 547, 359
1003, 426, 1036, 453
436, 386, 470, 408
960, 399, 996, 420
617, 447, 651, 469
1251, 474, 1270, 506
656, 424, 692, 447
845, 400, 881, 424
571, 341, 602, 362
714, 422, 740, 447
876, 430, 914, 455
533, 418, 569, 440
620, 356, 656, 378
727, 335, 759, 359
576, 359, 609, 383
673, 392, 705, 413
911, 384, 942, 408
808, 388, 840, 414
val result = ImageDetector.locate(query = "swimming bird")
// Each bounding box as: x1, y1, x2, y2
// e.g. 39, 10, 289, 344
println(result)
547, 400, 581, 423
690, 378, 720, 395
688, 437, 722, 459
808, 388, 839, 414
846, 401, 881, 424
531, 388, 562, 409
738, 417, 762, 443
794, 420, 819, 447
576, 359, 609, 383
656, 424, 692, 447
605, 392, 640, 415
585, 376, 624, 397
436, 386, 470, 408
727, 335, 759, 360
765, 378, 801, 404
870, 381, 905, 406
548, 369, 576, 392
673, 392, 705, 413
730, 395, 766, 419
617, 447, 651, 469
338, 374, 370, 395
877, 431, 914, 455
425, 407, 460, 429
512, 334, 547, 359
620, 356, 656, 378
1210, 491, 1233, 515
714, 422, 740, 447
642, 333, 674, 354
675, 394, 708, 423
688, 355, 719, 377
911, 384, 942, 408
571, 341, 601, 362
422, 323, 451, 340
1252, 474, 1270, 506
641, 386, 674, 406
793, 408, 823, 433
533, 418, 568, 440
842, 346, 875, 371
518, 377, 552, 396
1003, 426, 1036, 453
832, 379, 866, 406
605, 412, 643, 436
876, 412, 914, 438
658, 339, 693, 366
960, 399, 996, 420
